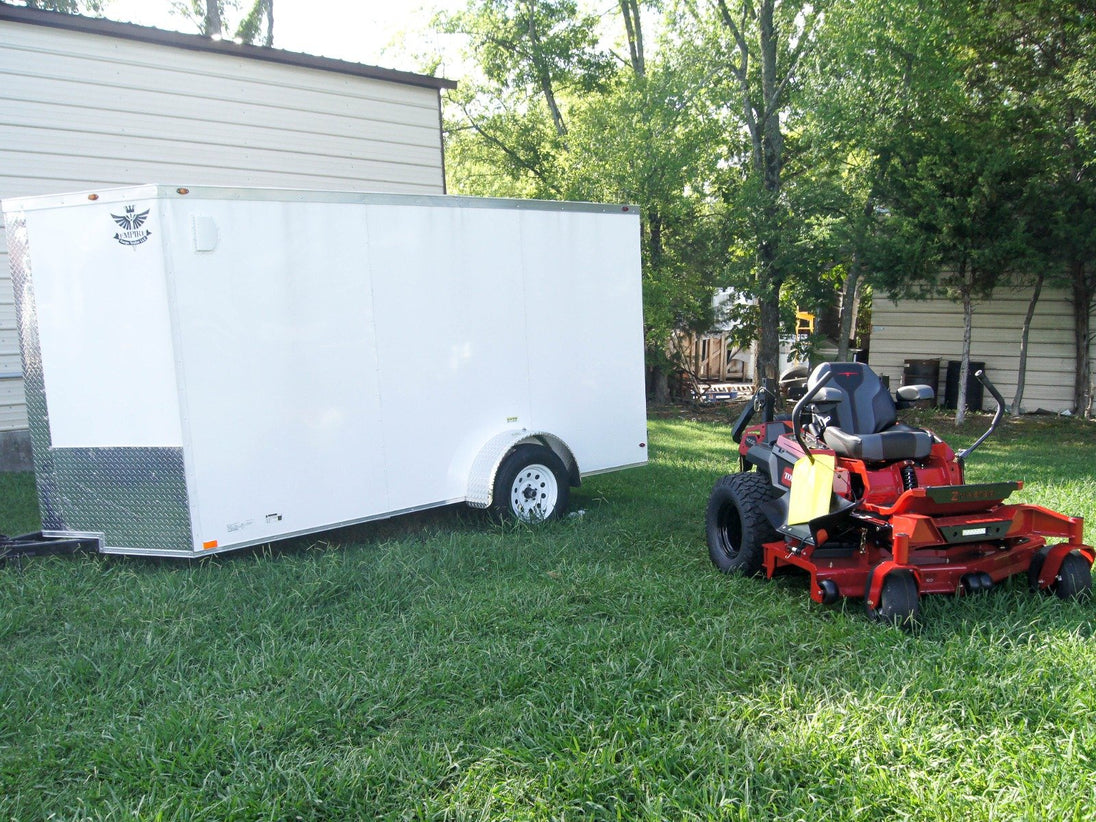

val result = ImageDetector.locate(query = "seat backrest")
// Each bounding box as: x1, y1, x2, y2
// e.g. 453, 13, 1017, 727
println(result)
806, 362, 896, 435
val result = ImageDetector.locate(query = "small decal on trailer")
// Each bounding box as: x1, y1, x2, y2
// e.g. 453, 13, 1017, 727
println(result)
111, 205, 152, 247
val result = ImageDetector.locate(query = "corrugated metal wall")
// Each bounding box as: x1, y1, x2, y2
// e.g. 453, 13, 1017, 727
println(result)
1, 13, 450, 441
870, 284, 1094, 413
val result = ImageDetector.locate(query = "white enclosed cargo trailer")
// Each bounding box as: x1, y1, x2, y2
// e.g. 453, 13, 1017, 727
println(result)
2, 185, 647, 557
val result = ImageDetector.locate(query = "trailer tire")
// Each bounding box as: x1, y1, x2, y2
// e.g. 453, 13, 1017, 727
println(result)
492, 444, 569, 523
1053, 551, 1092, 602
705, 472, 778, 576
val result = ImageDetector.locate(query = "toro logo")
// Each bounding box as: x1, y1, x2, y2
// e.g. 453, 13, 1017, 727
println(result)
111, 205, 152, 247
781, 467, 794, 486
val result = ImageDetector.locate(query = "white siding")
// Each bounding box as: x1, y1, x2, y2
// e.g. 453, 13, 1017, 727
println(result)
870, 284, 1094, 413
1, 15, 449, 433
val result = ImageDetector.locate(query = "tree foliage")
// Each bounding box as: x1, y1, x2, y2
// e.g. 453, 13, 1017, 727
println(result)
441, 0, 726, 397
14, 0, 106, 13
171, 0, 274, 45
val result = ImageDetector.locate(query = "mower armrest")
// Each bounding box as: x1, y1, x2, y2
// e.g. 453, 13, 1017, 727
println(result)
896, 384, 934, 409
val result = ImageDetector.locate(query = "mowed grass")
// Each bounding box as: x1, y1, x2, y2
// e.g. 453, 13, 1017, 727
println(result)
1, 410, 1095, 820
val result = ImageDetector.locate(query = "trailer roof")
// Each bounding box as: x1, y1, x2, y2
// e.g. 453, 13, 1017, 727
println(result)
0, 4, 457, 92
2, 184, 639, 217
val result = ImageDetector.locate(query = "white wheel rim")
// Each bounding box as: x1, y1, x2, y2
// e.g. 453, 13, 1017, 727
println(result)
509, 463, 559, 522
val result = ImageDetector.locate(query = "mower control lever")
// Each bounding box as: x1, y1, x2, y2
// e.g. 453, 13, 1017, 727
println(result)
791, 370, 833, 464
956, 370, 1005, 465
731, 385, 778, 444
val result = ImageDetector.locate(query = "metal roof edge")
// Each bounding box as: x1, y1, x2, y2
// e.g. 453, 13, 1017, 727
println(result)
0, 3, 457, 91
3, 184, 640, 217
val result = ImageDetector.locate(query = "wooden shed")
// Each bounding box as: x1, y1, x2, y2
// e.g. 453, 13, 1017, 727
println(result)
0, 5, 455, 469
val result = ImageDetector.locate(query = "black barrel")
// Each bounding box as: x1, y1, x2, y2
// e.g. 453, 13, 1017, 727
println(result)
944, 360, 985, 411
903, 358, 940, 395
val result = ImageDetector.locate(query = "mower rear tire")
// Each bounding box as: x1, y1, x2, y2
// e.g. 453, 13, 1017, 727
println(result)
706, 472, 778, 577
865, 570, 920, 631
1053, 551, 1092, 602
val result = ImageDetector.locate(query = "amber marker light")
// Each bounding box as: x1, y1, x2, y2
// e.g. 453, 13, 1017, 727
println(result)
177, 188, 190, 195
87, 194, 99, 201
202, 540, 218, 549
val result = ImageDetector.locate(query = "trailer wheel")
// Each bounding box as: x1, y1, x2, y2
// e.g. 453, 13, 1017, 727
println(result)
705, 472, 777, 576
1053, 551, 1092, 602
492, 444, 569, 523
865, 570, 920, 631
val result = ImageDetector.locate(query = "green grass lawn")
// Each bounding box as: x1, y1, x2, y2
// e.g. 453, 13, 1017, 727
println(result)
1, 410, 1094, 820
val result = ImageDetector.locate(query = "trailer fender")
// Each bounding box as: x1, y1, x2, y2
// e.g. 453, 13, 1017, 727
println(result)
466, 430, 579, 509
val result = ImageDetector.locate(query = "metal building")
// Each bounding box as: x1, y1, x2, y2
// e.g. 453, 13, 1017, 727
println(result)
0, 5, 455, 468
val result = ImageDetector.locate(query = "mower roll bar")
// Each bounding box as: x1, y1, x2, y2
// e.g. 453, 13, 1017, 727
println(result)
791, 370, 833, 464
956, 370, 1006, 466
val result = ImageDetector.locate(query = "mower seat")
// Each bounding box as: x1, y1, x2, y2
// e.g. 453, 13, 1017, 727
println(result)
807, 362, 934, 462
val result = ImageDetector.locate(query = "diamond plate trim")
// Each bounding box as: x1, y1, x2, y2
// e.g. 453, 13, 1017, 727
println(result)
51, 448, 192, 551
6, 213, 62, 529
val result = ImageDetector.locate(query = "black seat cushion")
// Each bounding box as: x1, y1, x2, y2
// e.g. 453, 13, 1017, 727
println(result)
822, 426, 934, 461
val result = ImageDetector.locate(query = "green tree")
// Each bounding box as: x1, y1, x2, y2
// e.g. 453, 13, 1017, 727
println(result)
802, 0, 967, 363
442, 0, 725, 399
966, 0, 1096, 415
676, 0, 827, 389
877, 119, 1032, 424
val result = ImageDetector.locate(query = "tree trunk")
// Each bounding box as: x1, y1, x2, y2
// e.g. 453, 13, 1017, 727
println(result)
757, 272, 782, 390
651, 367, 669, 404
955, 266, 972, 426
619, 0, 644, 77
1071, 260, 1094, 415
1011, 270, 1043, 415
204, 0, 222, 37
837, 257, 862, 363
263, 0, 273, 47
524, 1, 567, 137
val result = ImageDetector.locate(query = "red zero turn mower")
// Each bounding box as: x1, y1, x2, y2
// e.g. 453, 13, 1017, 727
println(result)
706, 362, 1094, 629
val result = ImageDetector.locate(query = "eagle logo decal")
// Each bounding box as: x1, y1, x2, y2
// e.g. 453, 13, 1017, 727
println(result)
111, 205, 152, 246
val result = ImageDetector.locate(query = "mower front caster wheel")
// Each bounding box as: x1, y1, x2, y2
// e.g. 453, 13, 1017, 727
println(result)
865, 570, 920, 631
1053, 551, 1092, 602
1029, 548, 1093, 601
706, 472, 778, 576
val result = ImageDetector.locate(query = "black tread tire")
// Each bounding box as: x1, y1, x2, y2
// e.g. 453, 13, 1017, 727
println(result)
705, 471, 778, 576
865, 570, 920, 632
1053, 551, 1092, 602
1028, 546, 1052, 592
491, 444, 569, 523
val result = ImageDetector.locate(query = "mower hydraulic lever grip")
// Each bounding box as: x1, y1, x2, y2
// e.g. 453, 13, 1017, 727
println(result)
956, 370, 1005, 464
791, 370, 833, 463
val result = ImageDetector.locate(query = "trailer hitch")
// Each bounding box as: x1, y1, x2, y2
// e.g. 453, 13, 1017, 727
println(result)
1, 532, 101, 564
